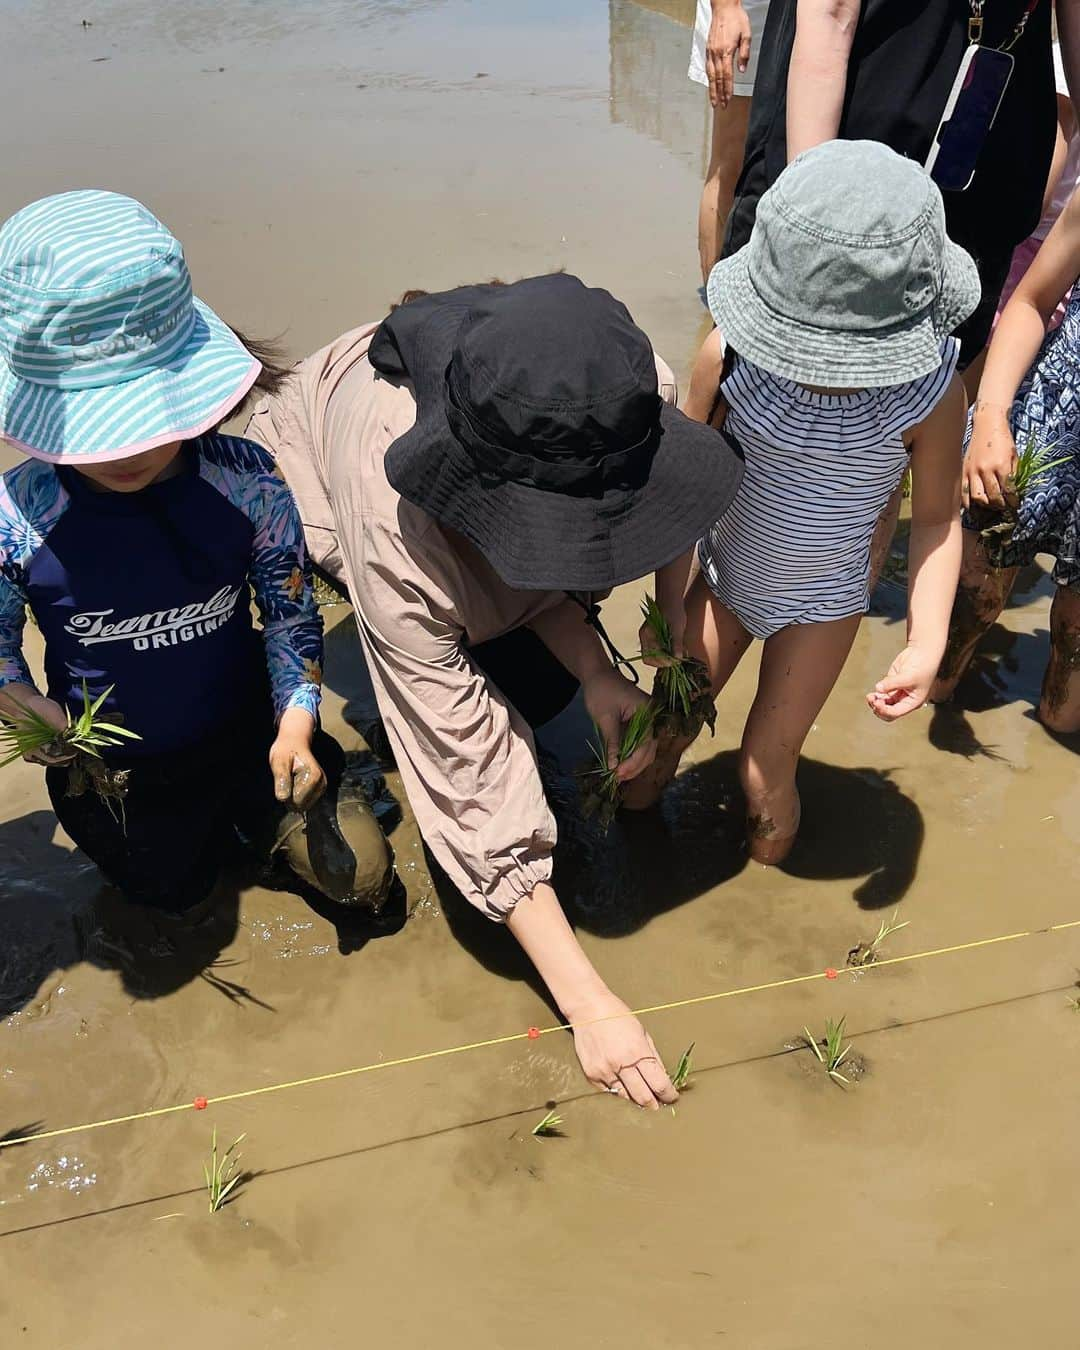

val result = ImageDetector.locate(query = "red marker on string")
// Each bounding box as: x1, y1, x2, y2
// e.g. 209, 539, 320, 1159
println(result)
193, 1096, 208, 1110
824, 968, 838, 981
527, 1027, 541, 1040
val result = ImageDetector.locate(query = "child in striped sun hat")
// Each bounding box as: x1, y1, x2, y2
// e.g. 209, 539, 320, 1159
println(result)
0, 191, 393, 917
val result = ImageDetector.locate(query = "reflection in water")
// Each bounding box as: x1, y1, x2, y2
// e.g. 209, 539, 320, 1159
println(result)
609, 0, 710, 175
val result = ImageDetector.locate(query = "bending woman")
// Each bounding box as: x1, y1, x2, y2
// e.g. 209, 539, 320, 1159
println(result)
246, 273, 742, 1107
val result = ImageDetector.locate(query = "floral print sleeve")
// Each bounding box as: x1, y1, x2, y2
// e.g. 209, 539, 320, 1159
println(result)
199, 436, 323, 723
0, 461, 68, 694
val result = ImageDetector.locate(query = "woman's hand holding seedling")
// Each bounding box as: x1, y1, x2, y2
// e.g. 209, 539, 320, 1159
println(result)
965, 404, 1017, 510
269, 706, 326, 811
582, 667, 657, 782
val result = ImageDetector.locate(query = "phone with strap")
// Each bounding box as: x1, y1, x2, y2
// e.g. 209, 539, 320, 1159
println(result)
925, 0, 1041, 192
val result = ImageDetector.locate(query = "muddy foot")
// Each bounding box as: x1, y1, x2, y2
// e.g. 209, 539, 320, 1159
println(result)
746, 792, 800, 865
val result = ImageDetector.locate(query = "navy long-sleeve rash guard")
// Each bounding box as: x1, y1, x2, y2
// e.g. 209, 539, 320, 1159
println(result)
0, 435, 322, 757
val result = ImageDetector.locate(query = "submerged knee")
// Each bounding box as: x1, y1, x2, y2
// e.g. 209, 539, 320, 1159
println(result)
1039, 606, 1080, 732
275, 792, 395, 910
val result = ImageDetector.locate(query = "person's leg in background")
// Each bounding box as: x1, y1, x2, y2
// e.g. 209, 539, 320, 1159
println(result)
930, 530, 1019, 703
1038, 584, 1080, 733
699, 96, 753, 279
688, 0, 768, 278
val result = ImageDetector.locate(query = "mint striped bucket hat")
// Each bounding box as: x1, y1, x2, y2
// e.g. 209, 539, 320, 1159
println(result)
0, 190, 260, 462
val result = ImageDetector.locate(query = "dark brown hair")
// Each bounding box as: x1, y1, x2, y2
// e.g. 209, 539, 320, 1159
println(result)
388, 279, 508, 312
213, 327, 295, 428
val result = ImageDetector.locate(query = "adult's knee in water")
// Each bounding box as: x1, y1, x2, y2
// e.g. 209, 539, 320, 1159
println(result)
275, 793, 395, 911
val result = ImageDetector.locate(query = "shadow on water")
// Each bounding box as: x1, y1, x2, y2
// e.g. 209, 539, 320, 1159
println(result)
438, 738, 924, 1001
0, 804, 399, 1018
0, 808, 245, 1016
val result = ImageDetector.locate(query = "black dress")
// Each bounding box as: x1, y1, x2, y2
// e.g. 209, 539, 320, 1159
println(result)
723, 0, 1056, 363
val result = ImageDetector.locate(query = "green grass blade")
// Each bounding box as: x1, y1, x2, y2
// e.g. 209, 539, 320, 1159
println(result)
87, 721, 141, 740
87, 682, 115, 718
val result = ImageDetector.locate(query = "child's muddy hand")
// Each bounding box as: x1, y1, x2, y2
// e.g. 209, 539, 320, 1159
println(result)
15, 696, 74, 765
269, 713, 326, 810
964, 413, 1015, 511
867, 644, 941, 721
568, 992, 677, 1109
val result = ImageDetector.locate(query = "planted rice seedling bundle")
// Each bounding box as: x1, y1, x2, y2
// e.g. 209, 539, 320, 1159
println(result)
531, 1109, 564, 1138
639, 595, 714, 739
846, 910, 909, 968
802, 1017, 853, 1087
974, 435, 1075, 567
0, 681, 140, 820
203, 1127, 248, 1212
670, 1042, 695, 1091
578, 701, 657, 832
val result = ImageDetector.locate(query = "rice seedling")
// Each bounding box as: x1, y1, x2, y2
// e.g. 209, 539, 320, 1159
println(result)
670, 1042, 695, 1091
975, 435, 1076, 566
638, 595, 715, 737
579, 701, 657, 831
847, 910, 909, 968
1010, 435, 1073, 498
0, 680, 139, 768
1, 681, 140, 825
531, 1109, 564, 1138
203, 1127, 247, 1212
802, 1017, 852, 1087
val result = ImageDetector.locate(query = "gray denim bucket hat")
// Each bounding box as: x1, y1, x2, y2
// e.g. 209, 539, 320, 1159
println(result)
707, 140, 981, 388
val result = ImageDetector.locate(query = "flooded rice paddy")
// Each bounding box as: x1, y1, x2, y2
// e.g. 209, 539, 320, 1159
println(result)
1, 2, 1078, 1345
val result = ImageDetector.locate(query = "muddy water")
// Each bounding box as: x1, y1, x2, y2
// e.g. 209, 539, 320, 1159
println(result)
2, 3, 1079, 1346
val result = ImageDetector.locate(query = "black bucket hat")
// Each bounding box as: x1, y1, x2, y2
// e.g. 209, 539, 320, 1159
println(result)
369, 273, 743, 592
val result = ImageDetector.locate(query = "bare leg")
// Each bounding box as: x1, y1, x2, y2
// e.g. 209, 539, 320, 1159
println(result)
698, 95, 752, 281
621, 573, 751, 810
1038, 585, 1080, 733
740, 615, 861, 864
868, 483, 904, 593
930, 530, 1019, 702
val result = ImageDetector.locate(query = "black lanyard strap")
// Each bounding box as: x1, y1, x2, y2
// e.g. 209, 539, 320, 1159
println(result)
565, 592, 640, 685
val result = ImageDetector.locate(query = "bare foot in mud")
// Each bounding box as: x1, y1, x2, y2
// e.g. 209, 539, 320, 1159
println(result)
746, 790, 800, 865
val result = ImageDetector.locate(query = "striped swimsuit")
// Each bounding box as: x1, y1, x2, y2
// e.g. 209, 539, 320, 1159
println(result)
698, 340, 959, 638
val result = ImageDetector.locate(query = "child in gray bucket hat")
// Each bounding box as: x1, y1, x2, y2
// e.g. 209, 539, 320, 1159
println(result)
639, 140, 978, 863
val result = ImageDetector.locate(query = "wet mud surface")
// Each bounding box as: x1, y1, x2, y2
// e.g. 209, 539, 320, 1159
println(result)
3, 3, 1080, 1346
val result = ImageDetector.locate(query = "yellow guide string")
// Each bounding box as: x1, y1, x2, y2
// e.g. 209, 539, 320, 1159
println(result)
2, 917, 1077, 1151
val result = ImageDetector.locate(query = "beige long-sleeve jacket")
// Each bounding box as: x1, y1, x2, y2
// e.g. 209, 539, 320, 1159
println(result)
246, 323, 676, 919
